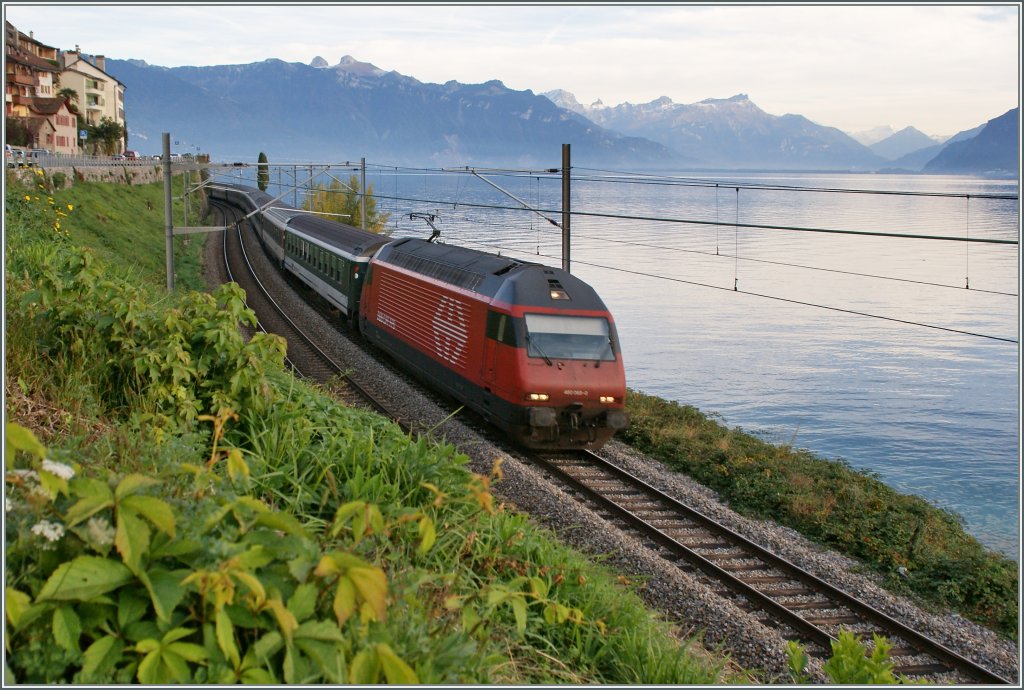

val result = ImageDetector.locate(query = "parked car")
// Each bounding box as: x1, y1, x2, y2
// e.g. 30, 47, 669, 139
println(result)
124, 150, 140, 160
6, 144, 31, 168
111, 153, 126, 161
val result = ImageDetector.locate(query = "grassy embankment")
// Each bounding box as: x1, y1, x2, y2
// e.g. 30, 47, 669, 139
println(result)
4, 173, 732, 683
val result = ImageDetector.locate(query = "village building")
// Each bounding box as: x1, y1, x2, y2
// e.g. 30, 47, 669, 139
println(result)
5, 21, 127, 154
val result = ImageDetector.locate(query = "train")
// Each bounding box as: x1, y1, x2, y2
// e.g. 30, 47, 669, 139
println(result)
207, 182, 628, 450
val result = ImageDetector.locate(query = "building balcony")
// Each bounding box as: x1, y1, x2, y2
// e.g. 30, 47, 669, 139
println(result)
11, 72, 34, 86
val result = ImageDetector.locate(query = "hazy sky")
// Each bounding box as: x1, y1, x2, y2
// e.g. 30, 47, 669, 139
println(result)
4, 3, 1020, 136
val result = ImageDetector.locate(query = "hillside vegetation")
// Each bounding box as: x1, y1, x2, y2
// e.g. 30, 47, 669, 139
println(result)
4, 174, 728, 683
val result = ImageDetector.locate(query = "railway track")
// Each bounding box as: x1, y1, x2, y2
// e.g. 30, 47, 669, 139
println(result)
208, 199, 1011, 685
529, 449, 1010, 685
212, 201, 393, 417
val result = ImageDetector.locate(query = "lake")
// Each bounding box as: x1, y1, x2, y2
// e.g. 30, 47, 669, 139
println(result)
261, 166, 1020, 558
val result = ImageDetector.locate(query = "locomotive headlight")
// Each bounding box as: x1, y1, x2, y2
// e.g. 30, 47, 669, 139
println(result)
599, 396, 616, 403
527, 393, 550, 402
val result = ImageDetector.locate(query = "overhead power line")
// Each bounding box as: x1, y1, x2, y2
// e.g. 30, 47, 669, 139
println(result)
449, 237, 1018, 345
368, 190, 1018, 245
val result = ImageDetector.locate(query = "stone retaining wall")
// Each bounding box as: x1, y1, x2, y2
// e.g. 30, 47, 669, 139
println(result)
8, 164, 169, 190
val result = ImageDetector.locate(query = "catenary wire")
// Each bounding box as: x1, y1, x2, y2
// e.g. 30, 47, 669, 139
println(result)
447, 236, 1018, 345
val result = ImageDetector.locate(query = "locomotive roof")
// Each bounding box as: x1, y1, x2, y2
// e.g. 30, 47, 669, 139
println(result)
288, 213, 391, 258
375, 238, 608, 311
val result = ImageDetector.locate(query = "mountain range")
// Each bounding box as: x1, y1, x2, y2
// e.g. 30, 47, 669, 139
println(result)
107, 55, 1017, 175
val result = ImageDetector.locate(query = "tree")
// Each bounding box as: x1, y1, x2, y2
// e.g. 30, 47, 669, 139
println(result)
57, 87, 79, 113
304, 175, 391, 233
86, 117, 125, 155
257, 152, 269, 191
5, 117, 31, 146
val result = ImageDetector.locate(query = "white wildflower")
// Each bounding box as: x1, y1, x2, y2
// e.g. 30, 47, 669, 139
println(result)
41, 459, 75, 480
8, 469, 38, 482
31, 520, 65, 542
86, 517, 116, 547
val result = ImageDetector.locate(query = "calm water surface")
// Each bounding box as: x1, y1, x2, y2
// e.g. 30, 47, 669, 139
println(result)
267, 168, 1021, 557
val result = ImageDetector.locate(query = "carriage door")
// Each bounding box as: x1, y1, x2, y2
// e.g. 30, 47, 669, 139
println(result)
482, 310, 505, 388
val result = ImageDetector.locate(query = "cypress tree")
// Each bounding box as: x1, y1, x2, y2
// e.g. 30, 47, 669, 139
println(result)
257, 152, 269, 191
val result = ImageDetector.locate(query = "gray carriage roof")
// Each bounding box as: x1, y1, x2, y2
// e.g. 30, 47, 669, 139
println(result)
288, 213, 390, 258
375, 238, 608, 310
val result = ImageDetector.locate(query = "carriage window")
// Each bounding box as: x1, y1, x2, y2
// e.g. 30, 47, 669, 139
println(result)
523, 314, 615, 361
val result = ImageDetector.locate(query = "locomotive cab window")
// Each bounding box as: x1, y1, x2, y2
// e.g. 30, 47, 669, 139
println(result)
524, 314, 615, 361
486, 310, 519, 347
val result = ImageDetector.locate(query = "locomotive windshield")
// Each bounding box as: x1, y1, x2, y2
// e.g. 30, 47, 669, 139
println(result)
524, 314, 615, 362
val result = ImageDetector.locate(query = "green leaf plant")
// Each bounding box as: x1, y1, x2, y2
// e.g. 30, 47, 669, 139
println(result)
3, 421, 423, 684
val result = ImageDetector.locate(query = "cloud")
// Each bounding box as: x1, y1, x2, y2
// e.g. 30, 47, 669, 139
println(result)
5, 3, 1017, 134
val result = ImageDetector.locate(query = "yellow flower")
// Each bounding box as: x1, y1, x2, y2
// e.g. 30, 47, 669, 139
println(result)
23, 195, 30, 201
47, 198, 54, 204
66, 204, 73, 211
34, 168, 43, 176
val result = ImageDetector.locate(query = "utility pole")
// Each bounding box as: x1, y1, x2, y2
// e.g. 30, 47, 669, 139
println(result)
163, 133, 174, 291
561, 143, 571, 273
360, 157, 367, 231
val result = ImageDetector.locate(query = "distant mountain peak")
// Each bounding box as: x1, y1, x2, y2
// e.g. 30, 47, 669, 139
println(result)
699, 94, 752, 106
542, 89, 583, 111
869, 125, 938, 161
310, 56, 328, 68
334, 54, 385, 77
849, 125, 895, 146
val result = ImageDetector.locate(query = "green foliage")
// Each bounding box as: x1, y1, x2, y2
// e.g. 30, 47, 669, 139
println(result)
51, 171, 67, 190
787, 631, 916, 684
85, 117, 125, 156
6, 116, 32, 146
622, 389, 1018, 638
304, 175, 391, 233
256, 152, 269, 192
9, 233, 283, 432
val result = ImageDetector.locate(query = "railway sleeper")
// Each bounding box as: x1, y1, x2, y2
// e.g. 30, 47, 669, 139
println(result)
803, 614, 862, 626
774, 599, 834, 611
682, 539, 732, 549
761, 586, 814, 597
698, 549, 749, 561
740, 574, 791, 584
892, 662, 954, 677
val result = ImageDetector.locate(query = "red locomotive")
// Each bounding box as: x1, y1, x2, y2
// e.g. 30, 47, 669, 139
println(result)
359, 237, 628, 450
209, 183, 629, 450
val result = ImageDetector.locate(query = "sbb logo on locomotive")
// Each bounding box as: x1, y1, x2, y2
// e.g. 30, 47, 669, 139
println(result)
432, 295, 469, 368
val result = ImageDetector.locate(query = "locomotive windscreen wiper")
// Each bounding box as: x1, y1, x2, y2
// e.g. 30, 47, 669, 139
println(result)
526, 335, 553, 366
